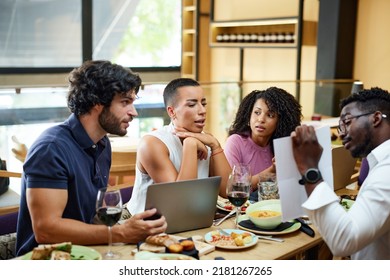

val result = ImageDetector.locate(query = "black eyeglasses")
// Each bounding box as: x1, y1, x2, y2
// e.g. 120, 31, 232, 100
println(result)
337, 112, 375, 135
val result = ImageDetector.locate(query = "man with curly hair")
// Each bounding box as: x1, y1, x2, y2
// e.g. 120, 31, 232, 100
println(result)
291, 87, 390, 259
224, 87, 302, 200
16, 60, 167, 256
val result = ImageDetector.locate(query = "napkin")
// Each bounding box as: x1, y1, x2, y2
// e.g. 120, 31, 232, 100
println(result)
239, 219, 294, 232
295, 218, 315, 237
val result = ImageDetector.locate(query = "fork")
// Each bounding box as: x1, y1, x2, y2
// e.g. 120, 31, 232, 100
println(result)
217, 228, 231, 236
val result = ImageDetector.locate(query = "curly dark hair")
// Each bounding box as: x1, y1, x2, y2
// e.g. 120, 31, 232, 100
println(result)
228, 87, 302, 145
163, 78, 200, 107
340, 87, 390, 117
67, 60, 142, 116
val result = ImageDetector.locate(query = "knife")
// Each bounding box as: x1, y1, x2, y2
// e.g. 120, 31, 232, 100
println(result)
296, 218, 315, 237
256, 235, 285, 243
213, 209, 236, 226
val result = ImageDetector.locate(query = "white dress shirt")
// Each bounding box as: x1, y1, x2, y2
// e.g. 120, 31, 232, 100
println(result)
302, 139, 390, 259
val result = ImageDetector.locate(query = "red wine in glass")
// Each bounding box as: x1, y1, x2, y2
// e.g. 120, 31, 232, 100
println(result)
226, 164, 251, 228
227, 191, 249, 207
96, 188, 122, 259
97, 207, 122, 227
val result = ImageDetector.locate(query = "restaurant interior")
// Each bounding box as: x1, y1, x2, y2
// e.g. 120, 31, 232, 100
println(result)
1, 0, 389, 260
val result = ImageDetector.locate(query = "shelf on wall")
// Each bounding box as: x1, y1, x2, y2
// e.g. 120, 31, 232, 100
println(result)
183, 5, 196, 12
210, 18, 316, 48
183, 0, 195, 7
181, 0, 200, 80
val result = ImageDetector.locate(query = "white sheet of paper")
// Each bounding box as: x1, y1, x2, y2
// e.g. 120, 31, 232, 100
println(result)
274, 125, 333, 221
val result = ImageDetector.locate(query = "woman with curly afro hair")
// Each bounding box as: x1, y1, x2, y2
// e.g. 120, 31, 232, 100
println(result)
224, 87, 302, 200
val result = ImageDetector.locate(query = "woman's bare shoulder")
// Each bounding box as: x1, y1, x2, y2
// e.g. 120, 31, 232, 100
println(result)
138, 135, 168, 154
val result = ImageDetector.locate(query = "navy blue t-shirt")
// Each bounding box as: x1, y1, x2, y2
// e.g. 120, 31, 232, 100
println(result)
16, 114, 111, 256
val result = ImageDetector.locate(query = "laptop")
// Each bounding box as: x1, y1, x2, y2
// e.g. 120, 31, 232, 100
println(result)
332, 145, 358, 190
144, 176, 221, 234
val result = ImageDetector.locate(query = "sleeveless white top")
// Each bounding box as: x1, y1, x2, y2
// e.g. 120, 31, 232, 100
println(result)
127, 123, 210, 214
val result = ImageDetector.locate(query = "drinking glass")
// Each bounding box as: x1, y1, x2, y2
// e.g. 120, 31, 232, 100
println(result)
258, 173, 279, 201
226, 163, 251, 228
96, 188, 123, 259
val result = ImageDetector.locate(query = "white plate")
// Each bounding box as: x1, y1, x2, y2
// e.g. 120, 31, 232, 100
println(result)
204, 229, 257, 250
134, 251, 197, 260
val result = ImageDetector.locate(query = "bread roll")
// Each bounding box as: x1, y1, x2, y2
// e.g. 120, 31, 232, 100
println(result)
145, 234, 171, 246
180, 240, 195, 251
168, 243, 183, 253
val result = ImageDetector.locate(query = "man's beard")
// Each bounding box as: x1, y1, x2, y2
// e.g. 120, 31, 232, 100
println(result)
98, 107, 127, 136
350, 123, 373, 158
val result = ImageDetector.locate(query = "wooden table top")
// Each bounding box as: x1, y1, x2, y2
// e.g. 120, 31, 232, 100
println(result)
88, 216, 324, 260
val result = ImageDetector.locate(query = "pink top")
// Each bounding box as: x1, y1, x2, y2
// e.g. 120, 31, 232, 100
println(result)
224, 134, 273, 175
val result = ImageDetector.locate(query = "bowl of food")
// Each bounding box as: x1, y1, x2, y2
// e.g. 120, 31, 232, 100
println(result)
246, 199, 282, 229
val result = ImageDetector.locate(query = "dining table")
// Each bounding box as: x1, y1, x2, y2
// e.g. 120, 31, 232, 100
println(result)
88, 213, 325, 260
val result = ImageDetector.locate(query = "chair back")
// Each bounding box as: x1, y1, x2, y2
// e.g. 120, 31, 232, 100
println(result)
0, 211, 18, 235
119, 185, 133, 203
109, 150, 136, 186
332, 145, 358, 190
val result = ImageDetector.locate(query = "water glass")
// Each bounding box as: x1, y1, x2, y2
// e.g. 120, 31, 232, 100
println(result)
258, 173, 279, 201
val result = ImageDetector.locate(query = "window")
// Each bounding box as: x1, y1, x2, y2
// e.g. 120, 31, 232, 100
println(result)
0, 84, 169, 185
0, 0, 180, 178
0, 0, 181, 70
0, 0, 82, 68
93, 0, 181, 67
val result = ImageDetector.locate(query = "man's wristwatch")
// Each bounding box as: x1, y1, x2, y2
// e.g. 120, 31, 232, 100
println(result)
299, 168, 322, 185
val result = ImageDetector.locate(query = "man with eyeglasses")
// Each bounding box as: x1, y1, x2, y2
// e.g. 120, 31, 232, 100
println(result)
290, 87, 390, 260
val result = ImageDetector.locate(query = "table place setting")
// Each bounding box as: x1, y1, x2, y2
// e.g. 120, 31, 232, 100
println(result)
236, 199, 305, 236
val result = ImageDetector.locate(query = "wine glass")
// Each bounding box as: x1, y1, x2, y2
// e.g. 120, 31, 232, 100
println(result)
226, 163, 251, 228
96, 188, 123, 259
